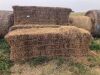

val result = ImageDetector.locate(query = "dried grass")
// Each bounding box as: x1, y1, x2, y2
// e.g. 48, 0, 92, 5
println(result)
69, 16, 92, 32
11, 62, 100, 75
5, 26, 92, 62
11, 62, 72, 75
9, 24, 61, 31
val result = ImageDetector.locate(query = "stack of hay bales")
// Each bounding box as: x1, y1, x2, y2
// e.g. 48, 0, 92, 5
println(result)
5, 26, 92, 62
0, 11, 13, 37
69, 15, 92, 32
85, 10, 100, 37
13, 6, 72, 25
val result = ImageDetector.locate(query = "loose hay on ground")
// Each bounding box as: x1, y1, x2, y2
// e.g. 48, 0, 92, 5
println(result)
5, 26, 92, 62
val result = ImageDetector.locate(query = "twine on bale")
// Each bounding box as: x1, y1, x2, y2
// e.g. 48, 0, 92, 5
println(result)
5, 26, 92, 62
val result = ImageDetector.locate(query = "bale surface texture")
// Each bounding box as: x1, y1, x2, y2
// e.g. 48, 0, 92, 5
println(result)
13, 6, 72, 25
9, 24, 61, 31
5, 26, 92, 62
69, 16, 92, 32
0, 11, 13, 37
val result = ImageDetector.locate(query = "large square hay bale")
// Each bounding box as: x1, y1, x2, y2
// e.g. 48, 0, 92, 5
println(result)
13, 6, 72, 25
5, 26, 92, 62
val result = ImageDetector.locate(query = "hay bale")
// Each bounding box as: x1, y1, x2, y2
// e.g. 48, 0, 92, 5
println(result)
85, 10, 100, 37
69, 16, 92, 32
0, 11, 13, 37
5, 26, 92, 62
13, 6, 72, 25
9, 24, 61, 31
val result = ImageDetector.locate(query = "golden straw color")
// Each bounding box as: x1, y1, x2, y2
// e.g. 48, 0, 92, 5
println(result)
69, 16, 92, 32
9, 24, 61, 31
5, 26, 92, 62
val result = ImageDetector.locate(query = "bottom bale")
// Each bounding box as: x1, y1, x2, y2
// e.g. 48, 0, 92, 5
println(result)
5, 26, 92, 62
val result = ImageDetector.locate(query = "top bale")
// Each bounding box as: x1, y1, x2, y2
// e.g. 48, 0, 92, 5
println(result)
13, 6, 72, 25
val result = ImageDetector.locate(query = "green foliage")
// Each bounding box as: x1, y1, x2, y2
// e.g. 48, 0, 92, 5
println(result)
73, 63, 88, 75
0, 39, 10, 53
54, 56, 66, 66
28, 56, 49, 66
87, 55, 100, 67
67, 59, 89, 75
90, 38, 100, 51
0, 38, 13, 75
0, 54, 11, 70
0, 54, 13, 75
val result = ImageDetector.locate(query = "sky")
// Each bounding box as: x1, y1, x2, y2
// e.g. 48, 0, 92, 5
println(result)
0, 0, 100, 12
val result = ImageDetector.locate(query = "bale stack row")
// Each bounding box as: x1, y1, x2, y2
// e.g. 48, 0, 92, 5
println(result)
5, 26, 92, 62
0, 11, 13, 37
13, 6, 72, 25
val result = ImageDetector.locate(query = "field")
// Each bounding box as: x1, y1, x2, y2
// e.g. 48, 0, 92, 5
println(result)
0, 12, 100, 75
